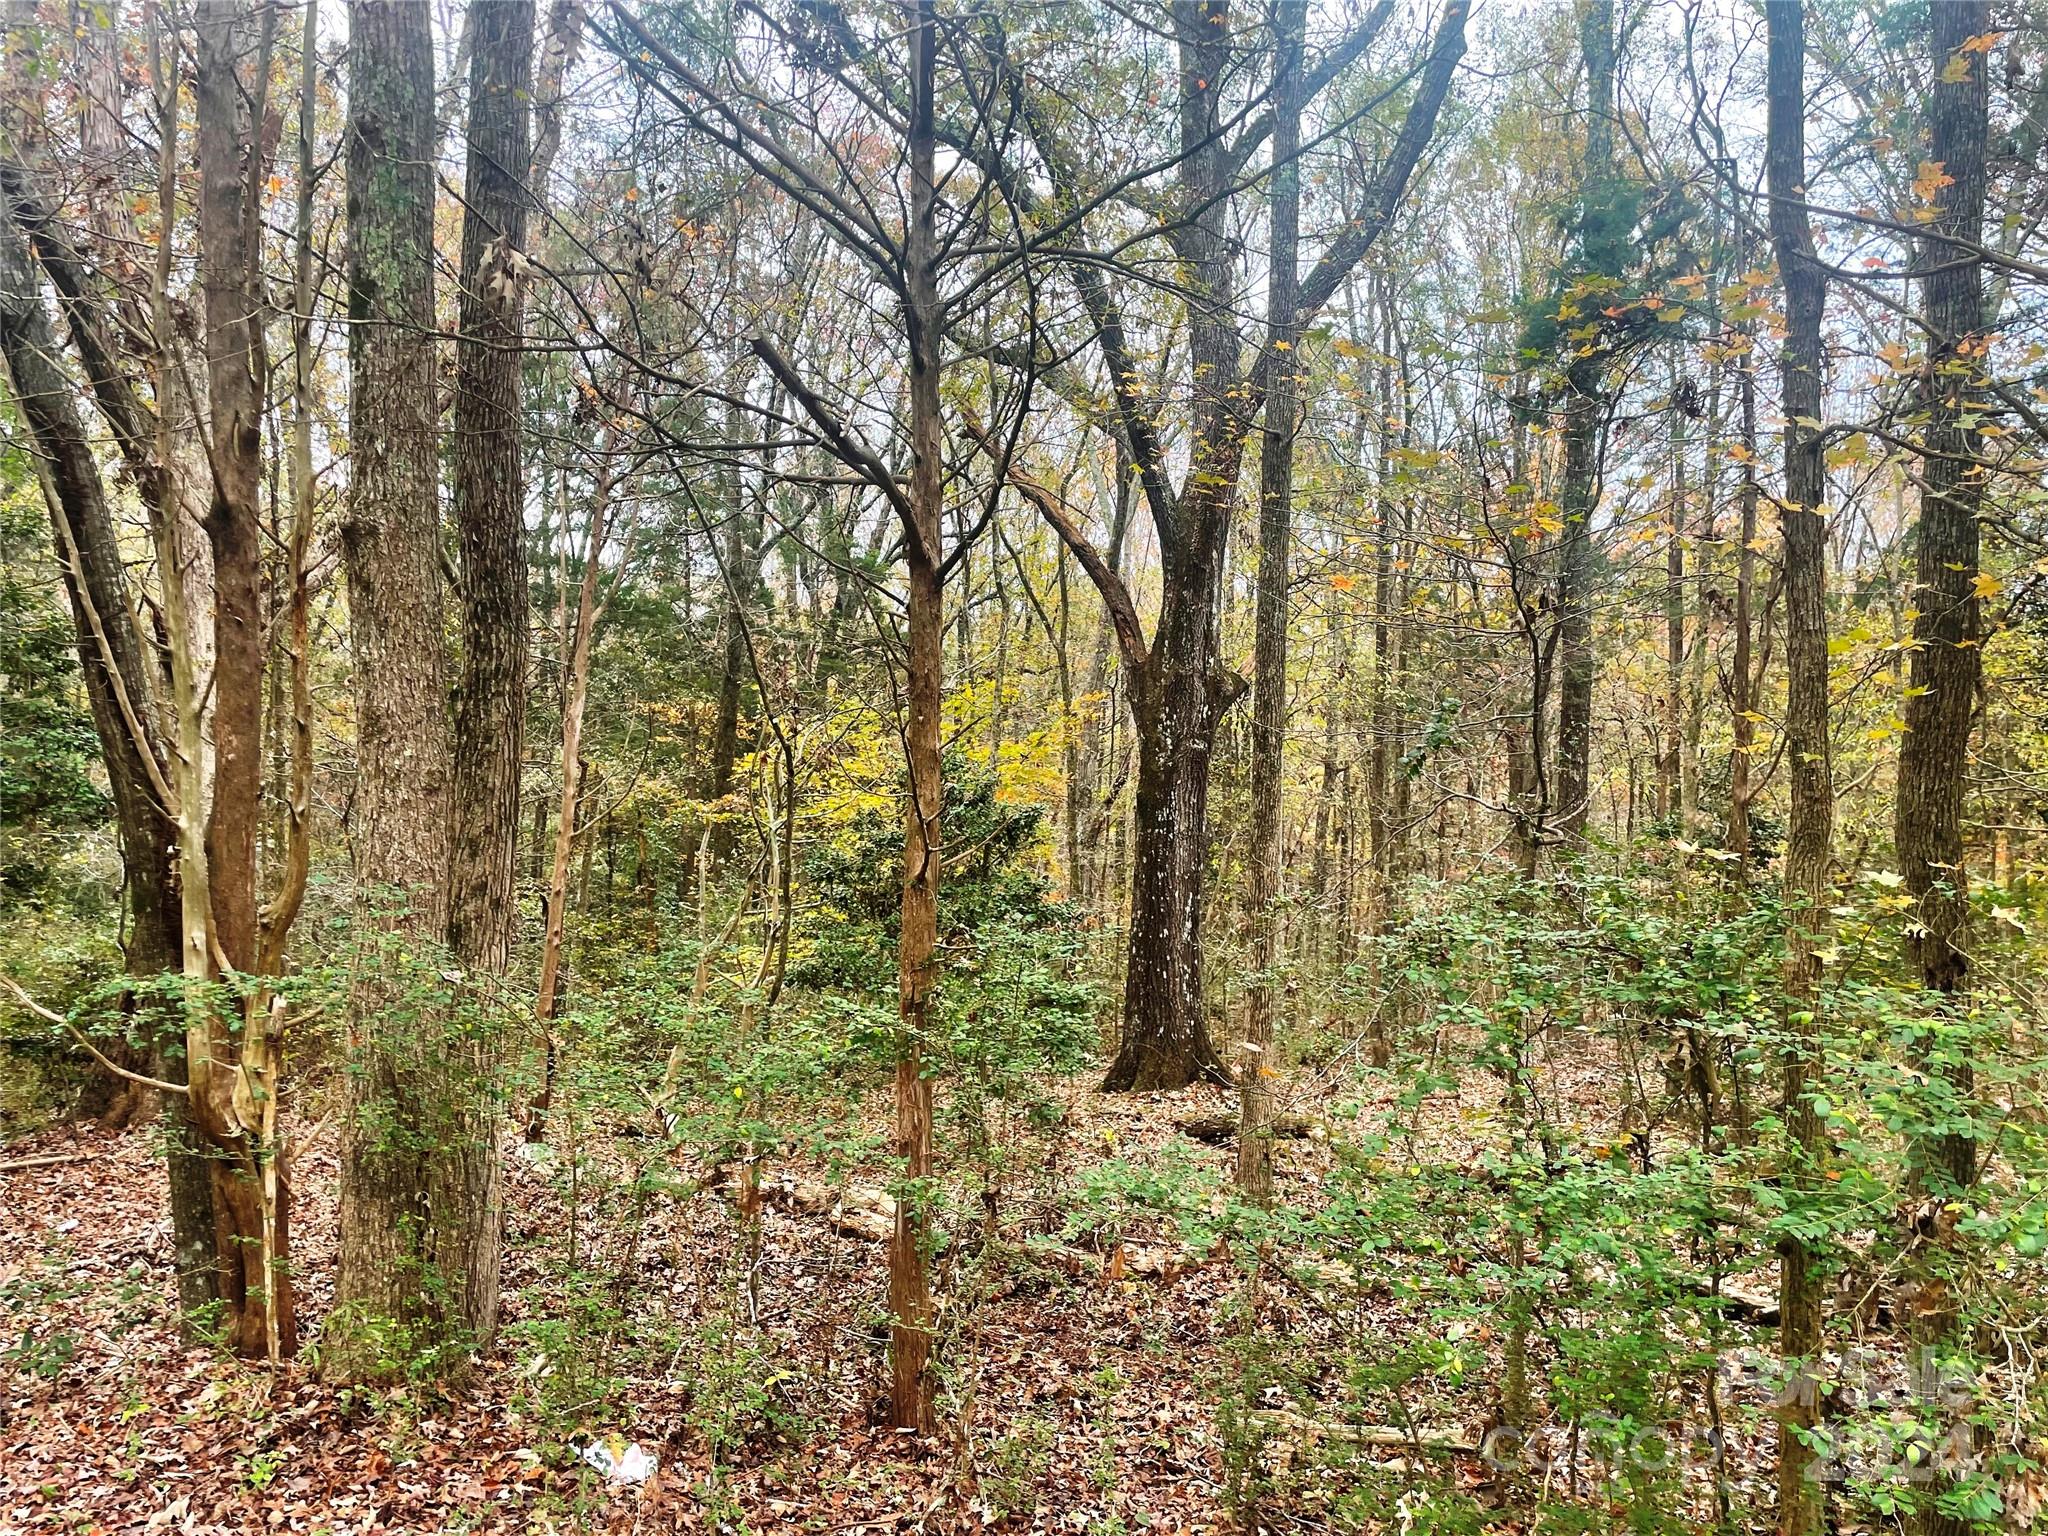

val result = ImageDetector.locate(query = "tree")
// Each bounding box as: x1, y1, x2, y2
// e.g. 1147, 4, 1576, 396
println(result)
330, 0, 479, 1375
1763, 4, 1831, 1529
1550, 0, 1615, 843
607, 0, 990, 1430
0, 0, 223, 1341
442, 0, 539, 1346
998, 0, 1469, 1089
448, 0, 535, 981
1238, 0, 1306, 1201
1896, 8, 1991, 1533
190, 0, 297, 1361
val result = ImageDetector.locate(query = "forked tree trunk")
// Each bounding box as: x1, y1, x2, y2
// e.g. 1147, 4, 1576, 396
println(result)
1764, 6, 1831, 1529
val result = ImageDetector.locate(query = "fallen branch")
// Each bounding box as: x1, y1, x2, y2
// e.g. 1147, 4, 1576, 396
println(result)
755, 1174, 1196, 1281
1251, 1408, 1479, 1453
1698, 1278, 1779, 1325
1177, 1110, 1328, 1145
0, 1152, 90, 1173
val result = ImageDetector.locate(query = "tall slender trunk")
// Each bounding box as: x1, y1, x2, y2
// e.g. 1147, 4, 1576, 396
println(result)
1726, 361, 1761, 860
528, 458, 616, 1143
190, 0, 295, 1360
447, 0, 534, 979
1660, 355, 1686, 825
1366, 299, 1409, 1067
1237, 0, 1302, 1203
439, 0, 536, 1347
1553, 0, 1614, 842
890, 0, 942, 1432
537, 463, 614, 1027
1898, 10, 1989, 1533
707, 385, 766, 861
1765, 7, 1831, 1529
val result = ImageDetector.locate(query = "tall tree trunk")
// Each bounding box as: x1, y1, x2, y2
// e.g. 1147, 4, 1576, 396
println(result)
193, 0, 294, 1361
706, 386, 766, 861
1898, 9, 1989, 1533
889, 0, 942, 1433
1765, 7, 1831, 1529
1553, 0, 1614, 842
533, 456, 618, 1137
1660, 354, 1686, 825
447, 0, 533, 978
1726, 360, 1761, 859
1237, 0, 1302, 1203
1106, 0, 1261, 1095
331, 0, 479, 1377
1365, 301, 1407, 1068
999, 0, 1463, 1092
440, 0, 535, 1348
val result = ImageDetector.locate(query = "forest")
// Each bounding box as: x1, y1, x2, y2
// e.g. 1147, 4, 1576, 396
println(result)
0, 0, 2044, 1530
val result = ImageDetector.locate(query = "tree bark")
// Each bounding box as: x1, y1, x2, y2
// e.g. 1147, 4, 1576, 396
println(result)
1764, 7, 1831, 1529
1898, 10, 1989, 1533
447, 0, 533, 982
331, 0, 484, 1377
192, 0, 295, 1362
1552, 0, 1614, 844
1237, 0, 1303, 1203
889, 0, 942, 1433
439, 0, 535, 1346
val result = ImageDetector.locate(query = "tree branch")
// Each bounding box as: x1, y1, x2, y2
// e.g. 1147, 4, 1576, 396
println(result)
0, 976, 190, 1096
958, 406, 1149, 676
749, 335, 937, 571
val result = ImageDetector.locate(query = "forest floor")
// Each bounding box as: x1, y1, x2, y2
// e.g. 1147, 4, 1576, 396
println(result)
0, 1042, 1786, 1536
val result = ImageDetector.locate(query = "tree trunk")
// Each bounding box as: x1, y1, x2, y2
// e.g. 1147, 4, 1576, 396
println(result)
193, 0, 294, 1361
1726, 360, 1761, 859
889, 0, 942, 1433
330, 0, 481, 1377
1898, 9, 1989, 1532
438, 0, 535, 1346
1660, 354, 1686, 826
1236, 0, 1302, 1203
447, 0, 534, 985
1764, 7, 1831, 1529
535, 457, 616, 1078
1553, 0, 1614, 843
